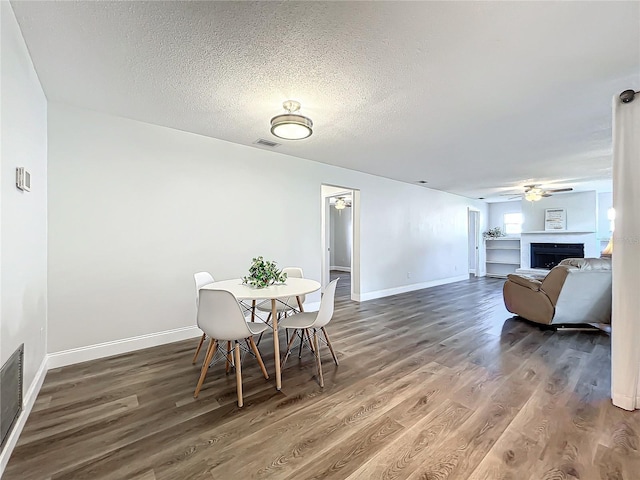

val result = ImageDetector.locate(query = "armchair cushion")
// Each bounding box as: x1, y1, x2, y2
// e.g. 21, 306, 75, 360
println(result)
558, 257, 612, 271
506, 274, 542, 291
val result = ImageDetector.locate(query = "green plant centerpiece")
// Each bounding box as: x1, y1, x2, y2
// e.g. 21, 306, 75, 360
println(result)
242, 256, 288, 288
483, 226, 506, 239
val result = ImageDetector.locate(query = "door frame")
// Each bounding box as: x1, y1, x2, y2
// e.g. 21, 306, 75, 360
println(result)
321, 184, 360, 300
468, 208, 481, 277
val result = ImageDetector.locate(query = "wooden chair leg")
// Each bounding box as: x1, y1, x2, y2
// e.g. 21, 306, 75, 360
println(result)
282, 329, 298, 368
225, 341, 233, 374
249, 337, 269, 379
313, 329, 324, 388
192, 333, 206, 365
194, 339, 217, 398
234, 342, 243, 407
322, 327, 339, 365
298, 329, 305, 358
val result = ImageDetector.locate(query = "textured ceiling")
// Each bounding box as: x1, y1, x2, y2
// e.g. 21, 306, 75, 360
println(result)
10, 1, 640, 201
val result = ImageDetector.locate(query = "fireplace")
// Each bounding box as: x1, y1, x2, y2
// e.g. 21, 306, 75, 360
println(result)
531, 243, 584, 269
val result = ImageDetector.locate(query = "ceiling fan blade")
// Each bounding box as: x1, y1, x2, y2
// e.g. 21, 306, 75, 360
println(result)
499, 193, 521, 196
546, 188, 573, 193
542, 193, 552, 197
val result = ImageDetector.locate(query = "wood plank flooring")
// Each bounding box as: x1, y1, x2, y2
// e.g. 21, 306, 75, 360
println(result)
5, 273, 640, 479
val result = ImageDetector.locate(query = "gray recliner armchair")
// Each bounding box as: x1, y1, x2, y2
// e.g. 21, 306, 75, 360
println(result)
503, 258, 612, 326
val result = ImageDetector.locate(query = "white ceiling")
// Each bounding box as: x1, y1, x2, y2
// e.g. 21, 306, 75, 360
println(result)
10, 1, 640, 201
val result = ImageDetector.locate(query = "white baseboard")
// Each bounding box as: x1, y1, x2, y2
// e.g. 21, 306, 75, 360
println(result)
612, 393, 640, 411
352, 274, 469, 302
330, 266, 351, 272
47, 325, 202, 369
0, 356, 48, 477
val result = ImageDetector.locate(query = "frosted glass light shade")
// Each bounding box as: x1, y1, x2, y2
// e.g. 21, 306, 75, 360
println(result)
525, 191, 542, 202
270, 114, 313, 140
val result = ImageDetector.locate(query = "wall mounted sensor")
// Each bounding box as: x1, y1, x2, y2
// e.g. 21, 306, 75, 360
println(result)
16, 167, 31, 191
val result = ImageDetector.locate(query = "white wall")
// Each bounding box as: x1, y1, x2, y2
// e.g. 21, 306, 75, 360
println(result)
330, 207, 351, 269
1, 1, 48, 470
0, 0, 48, 405
520, 191, 598, 268
47, 104, 488, 353
597, 191, 614, 252
488, 201, 522, 235
521, 191, 597, 233
597, 190, 614, 234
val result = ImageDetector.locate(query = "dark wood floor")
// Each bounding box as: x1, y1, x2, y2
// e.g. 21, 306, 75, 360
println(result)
6, 273, 639, 479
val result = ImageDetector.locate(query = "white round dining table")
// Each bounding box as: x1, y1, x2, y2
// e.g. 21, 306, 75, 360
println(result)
201, 277, 321, 390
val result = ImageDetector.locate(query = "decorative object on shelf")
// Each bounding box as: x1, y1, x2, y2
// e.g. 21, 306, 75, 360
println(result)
242, 256, 288, 288
270, 100, 313, 140
544, 208, 567, 231
483, 226, 506, 239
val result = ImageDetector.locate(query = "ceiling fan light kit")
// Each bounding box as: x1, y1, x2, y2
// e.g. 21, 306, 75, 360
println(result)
270, 100, 313, 140
525, 189, 543, 202
503, 184, 574, 202
331, 196, 352, 210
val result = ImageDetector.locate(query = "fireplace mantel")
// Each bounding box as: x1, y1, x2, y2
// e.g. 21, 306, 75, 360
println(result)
522, 230, 595, 234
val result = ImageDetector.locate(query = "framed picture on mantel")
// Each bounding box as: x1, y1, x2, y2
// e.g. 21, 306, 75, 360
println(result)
545, 208, 567, 231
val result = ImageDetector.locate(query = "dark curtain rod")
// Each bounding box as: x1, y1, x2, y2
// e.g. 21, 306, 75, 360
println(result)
620, 89, 639, 103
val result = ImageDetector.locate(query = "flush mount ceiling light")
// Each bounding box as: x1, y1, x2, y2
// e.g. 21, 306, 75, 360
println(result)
270, 100, 313, 140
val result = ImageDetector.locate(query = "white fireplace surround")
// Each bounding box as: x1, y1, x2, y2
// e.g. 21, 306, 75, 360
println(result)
520, 232, 599, 269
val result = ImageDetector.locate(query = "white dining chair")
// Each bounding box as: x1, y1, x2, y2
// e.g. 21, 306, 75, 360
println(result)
193, 289, 269, 407
279, 278, 340, 388
192, 271, 215, 364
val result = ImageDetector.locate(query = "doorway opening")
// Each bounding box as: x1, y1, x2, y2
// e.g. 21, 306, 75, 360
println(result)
468, 209, 480, 277
321, 185, 360, 301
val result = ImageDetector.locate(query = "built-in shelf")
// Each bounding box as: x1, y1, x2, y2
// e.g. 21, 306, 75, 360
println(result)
521, 231, 595, 234
485, 238, 521, 277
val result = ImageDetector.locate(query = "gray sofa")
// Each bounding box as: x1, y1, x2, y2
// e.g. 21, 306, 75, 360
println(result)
503, 257, 612, 326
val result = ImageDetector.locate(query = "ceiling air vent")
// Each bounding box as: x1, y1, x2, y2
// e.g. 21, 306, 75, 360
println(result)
254, 138, 281, 148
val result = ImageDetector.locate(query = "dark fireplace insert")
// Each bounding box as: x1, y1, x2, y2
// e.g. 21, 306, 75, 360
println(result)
531, 242, 584, 270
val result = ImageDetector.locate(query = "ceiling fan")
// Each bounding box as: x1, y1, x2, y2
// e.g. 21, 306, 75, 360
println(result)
330, 196, 352, 210
502, 185, 573, 202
